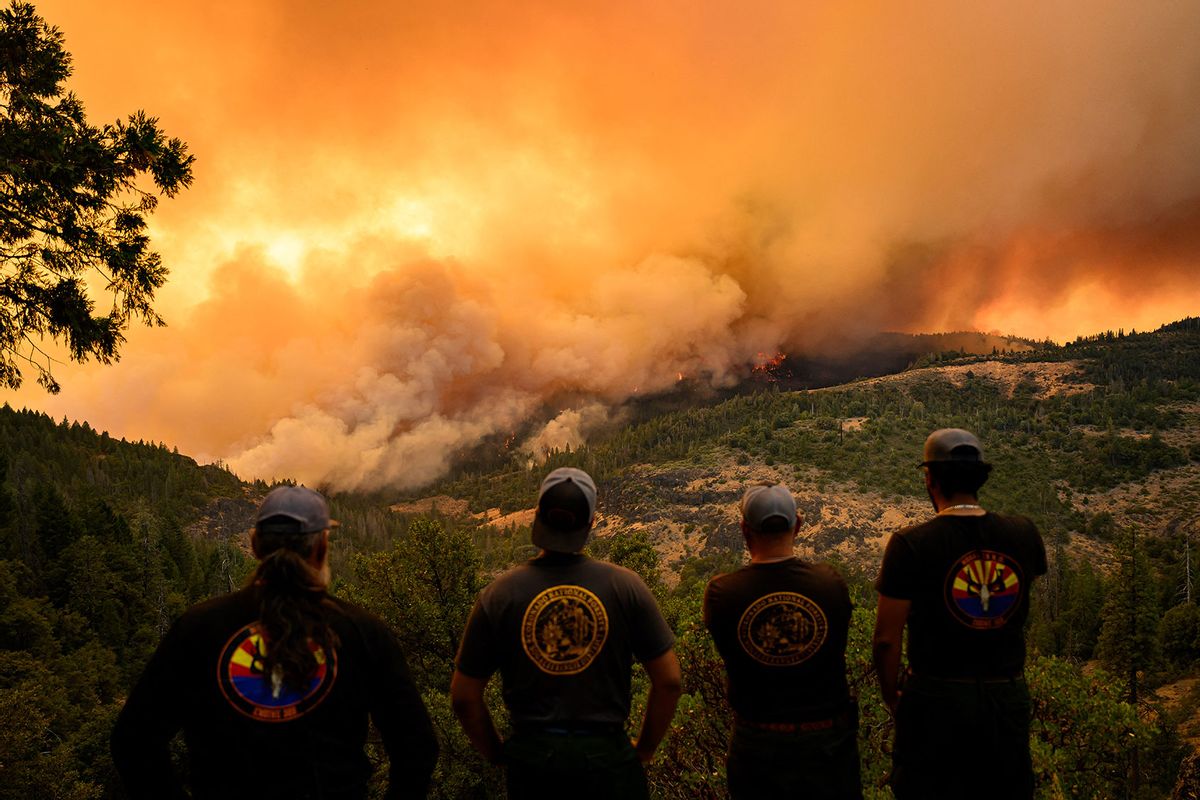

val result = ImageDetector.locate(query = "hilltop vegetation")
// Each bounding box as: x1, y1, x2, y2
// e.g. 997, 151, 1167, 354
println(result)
2, 319, 1199, 797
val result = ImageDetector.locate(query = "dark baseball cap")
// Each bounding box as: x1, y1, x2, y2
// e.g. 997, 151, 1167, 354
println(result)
530, 467, 597, 553
256, 486, 338, 534
921, 428, 987, 466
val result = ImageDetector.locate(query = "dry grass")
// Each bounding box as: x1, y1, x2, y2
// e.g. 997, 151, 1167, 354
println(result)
389, 495, 472, 517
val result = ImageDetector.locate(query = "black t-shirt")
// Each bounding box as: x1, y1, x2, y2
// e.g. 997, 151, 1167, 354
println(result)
875, 512, 1048, 679
111, 587, 437, 800
703, 558, 852, 722
456, 553, 675, 725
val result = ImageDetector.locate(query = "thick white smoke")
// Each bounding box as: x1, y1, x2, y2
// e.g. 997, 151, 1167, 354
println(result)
13, 0, 1200, 491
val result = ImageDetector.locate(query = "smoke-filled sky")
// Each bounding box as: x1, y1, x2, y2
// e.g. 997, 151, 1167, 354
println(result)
10, 0, 1200, 490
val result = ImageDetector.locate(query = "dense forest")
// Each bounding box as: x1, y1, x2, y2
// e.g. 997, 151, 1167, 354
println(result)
3, 319, 1200, 798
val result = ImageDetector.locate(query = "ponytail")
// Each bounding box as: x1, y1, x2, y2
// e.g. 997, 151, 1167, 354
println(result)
252, 530, 339, 693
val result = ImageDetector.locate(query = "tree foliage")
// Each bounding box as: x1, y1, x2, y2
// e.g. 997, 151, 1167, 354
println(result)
0, 408, 253, 796
1097, 529, 1161, 696
1027, 656, 1165, 799
1160, 602, 1200, 671
0, 1, 193, 391
348, 518, 498, 800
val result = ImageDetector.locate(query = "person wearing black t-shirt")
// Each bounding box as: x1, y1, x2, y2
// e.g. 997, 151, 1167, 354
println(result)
704, 483, 861, 799
873, 429, 1047, 800
111, 486, 438, 799
451, 467, 682, 800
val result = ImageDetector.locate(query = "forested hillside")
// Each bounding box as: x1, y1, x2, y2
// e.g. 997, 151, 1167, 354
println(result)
0, 406, 262, 797
3, 319, 1199, 798
419, 319, 1199, 571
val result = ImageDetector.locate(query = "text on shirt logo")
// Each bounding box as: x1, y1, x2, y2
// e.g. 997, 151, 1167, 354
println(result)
521, 585, 609, 675
944, 549, 1024, 629
737, 591, 828, 667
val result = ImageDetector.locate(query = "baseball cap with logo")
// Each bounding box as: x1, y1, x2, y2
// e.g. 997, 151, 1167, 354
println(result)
531, 467, 597, 553
256, 486, 338, 535
921, 428, 987, 466
740, 483, 798, 533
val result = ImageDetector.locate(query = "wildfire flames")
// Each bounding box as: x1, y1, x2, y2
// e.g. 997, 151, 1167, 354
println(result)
752, 353, 788, 374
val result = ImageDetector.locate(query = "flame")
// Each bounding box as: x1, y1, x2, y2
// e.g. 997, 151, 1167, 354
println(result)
751, 352, 787, 373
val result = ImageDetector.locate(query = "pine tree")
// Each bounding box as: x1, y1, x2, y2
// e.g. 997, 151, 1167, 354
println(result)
0, 2, 194, 391
1095, 527, 1160, 797
1096, 528, 1159, 697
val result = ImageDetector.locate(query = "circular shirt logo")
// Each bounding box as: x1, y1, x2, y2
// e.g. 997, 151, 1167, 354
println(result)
217, 623, 337, 722
521, 585, 609, 675
737, 591, 828, 667
945, 550, 1024, 629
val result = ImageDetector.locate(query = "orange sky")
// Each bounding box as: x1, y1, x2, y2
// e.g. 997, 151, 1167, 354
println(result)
9, 0, 1200, 490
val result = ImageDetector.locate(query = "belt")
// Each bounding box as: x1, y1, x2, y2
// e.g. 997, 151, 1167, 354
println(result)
515, 721, 625, 736
737, 717, 836, 733
905, 671, 1024, 686
735, 702, 856, 734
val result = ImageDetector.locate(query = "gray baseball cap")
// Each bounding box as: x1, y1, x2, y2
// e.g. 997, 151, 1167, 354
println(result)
740, 483, 798, 532
530, 467, 597, 553
256, 486, 338, 534
922, 428, 986, 465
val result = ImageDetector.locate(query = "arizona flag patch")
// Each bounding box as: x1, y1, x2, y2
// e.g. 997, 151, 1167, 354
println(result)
217, 623, 337, 722
945, 550, 1023, 629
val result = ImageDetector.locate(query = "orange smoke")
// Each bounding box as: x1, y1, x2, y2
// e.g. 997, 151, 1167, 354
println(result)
8, 0, 1200, 490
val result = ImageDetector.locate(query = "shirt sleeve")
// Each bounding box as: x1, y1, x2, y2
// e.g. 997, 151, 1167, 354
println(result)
875, 532, 919, 600
365, 622, 439, 800
110, 618, 191, 800
1028, 518, 1049, 577
455, 594, 502, 679
625, 575, 675, 663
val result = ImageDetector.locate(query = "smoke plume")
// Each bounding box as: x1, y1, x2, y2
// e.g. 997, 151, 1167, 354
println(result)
13, 0, 1200, 490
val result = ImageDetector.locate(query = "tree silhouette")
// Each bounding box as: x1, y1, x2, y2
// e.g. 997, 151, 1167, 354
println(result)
0, 2, 193, 391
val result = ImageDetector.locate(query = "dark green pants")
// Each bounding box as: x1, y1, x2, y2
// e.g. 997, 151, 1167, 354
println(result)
892, 675, 1033, 800
503, 729, 647, 800
726, 712, 862, 799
